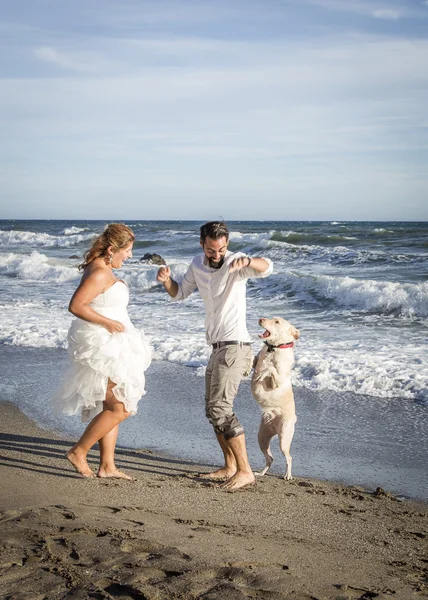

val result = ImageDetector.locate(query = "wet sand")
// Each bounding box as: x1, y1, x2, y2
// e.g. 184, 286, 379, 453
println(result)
0, 401, 427, 599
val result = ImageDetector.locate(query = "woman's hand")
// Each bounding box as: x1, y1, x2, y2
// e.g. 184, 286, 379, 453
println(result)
104, 319, 126, 334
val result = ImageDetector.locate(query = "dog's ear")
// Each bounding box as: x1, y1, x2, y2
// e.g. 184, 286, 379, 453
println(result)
291, 326, 300, 340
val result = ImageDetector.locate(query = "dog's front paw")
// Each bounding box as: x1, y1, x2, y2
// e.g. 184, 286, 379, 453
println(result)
255, 369, 271, 382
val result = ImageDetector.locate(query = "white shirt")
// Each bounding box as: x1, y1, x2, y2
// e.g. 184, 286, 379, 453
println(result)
173, 251, 273, 345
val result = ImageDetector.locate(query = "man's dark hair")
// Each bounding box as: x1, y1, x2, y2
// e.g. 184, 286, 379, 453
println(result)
200, 221, 229, 243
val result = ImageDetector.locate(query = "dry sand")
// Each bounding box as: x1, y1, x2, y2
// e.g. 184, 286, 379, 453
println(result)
0, 401, 427, 600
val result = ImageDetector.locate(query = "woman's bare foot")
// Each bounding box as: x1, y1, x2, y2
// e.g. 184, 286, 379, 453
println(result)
97, 468, 135, 480
198, 467, 236, 481
66, 448, 96, 478
219, 470, 255, 491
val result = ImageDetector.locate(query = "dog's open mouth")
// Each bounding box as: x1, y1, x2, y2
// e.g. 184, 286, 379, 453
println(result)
259, 328, 270, 339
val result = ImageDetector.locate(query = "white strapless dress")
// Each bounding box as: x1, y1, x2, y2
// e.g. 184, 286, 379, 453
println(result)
52, 281, 152, 421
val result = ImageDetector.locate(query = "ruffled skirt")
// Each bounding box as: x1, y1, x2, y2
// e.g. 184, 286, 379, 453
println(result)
52, 319, 152, 421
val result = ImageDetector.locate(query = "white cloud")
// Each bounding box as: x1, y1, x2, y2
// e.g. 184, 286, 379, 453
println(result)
372, 9, 401, 20
301, 0, 427, 20
1, 1, 427, 219
34, 46, 93, 72
2, 34, 426, 161
98, 2, 241, 25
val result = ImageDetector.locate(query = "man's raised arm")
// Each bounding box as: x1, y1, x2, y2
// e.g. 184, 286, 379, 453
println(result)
229, 256, 273, 278
157, 264, 198, 300
156, 266, 179, 297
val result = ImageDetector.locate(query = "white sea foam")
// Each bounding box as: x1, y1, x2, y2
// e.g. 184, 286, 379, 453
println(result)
316, 275, 428, 317
122, 261, 191, 292
0, 302, 70, 348
162, 229, 198, 238
122, 268, 159, 292
229, 231, 273, 244
266, 239, 424, 266
0, 322, 69, 349
0, 229, 94, 247
146, 331, 428, 402
0, 220, 426, 405
0, 251, 80, 282
266, 271, 428, 318
294, 344, 428, 403
151, 336, 210, 367
278, 230, 358, 242
63, 226, 88, 235
0, 291, 426, 402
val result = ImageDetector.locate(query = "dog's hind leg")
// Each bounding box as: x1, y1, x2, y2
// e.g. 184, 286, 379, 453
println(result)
254, 417, 275, 477
278, 420, 295, 481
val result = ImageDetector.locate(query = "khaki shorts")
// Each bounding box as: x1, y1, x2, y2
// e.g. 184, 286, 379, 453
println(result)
205, 344, 253, 439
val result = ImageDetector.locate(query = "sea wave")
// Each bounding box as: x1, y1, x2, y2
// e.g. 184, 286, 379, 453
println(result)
0, 251, 80, 282
122, 267, 162, 292
293, 346, 427, 403
227, 227, 428, 259
0, 253, 188, 290
146, 337, 428, 403
228, 231, 419, 266
373, 228, 394, 234
0, 229, 94, 247
0, 299, 426, 402
315, 275, 428, 317
0, 301, 70, 348
4, 323, 423, 403
63, 226, 89, 235
230, 229, 360, 248
265, 240, 424, 266
259, 272, 428, 318
229, 230, 273, 244
271, 231, 359, 245
133, 240, 165, 249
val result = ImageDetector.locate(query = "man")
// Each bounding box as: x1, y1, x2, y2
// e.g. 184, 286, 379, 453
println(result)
157, 221, 273, 490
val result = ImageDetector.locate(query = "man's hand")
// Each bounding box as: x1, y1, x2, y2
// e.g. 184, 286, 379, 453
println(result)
229, 256, 251, 273
157, 265, 179, 298
157, 266, 171, 283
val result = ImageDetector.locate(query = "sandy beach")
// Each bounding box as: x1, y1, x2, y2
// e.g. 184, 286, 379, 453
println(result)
1, 402, 427, 600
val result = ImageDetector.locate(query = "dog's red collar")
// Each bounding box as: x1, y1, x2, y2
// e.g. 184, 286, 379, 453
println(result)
265, 341, 294, 352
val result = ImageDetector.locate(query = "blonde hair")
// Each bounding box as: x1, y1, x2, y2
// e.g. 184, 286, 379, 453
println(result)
78, 223, 135, 271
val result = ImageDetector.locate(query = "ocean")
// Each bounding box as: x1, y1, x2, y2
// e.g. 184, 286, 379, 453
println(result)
1, 219, 427, 498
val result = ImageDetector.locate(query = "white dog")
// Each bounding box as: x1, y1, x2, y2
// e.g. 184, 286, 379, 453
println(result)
251, 317, 300, 480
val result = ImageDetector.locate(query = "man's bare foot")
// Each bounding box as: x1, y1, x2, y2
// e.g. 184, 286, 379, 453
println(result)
198, 467, 236, 481
219, 470, 255, 491
66, 448, 96, 478
97, 468, 135, 480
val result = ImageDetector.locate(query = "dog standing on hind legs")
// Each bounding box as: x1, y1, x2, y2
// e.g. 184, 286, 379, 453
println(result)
251, 317, 300, 480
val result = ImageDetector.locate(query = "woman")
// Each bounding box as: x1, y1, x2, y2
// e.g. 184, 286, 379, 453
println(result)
52, 223, 151, 479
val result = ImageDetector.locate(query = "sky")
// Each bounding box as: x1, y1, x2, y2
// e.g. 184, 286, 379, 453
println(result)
0, 0, 427, 221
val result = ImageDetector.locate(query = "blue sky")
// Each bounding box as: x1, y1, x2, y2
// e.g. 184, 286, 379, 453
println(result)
1, 0, 427, 221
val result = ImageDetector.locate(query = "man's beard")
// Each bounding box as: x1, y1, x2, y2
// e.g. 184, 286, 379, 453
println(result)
208, 257, 224, 269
